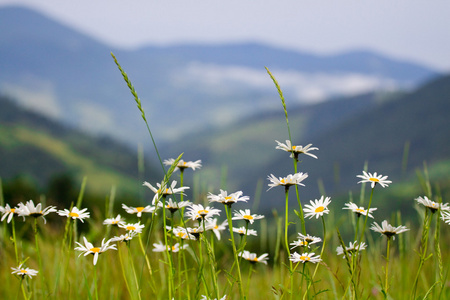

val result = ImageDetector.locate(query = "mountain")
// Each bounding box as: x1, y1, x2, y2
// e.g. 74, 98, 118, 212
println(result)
162, 74, 450, 213
0, 95, 162, 200
0, 5, 440, 147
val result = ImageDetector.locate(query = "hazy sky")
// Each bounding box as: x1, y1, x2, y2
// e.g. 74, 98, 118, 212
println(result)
1, 0, 450, 71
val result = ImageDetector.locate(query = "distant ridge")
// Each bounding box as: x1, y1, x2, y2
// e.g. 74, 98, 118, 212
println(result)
0, 5, 439, 146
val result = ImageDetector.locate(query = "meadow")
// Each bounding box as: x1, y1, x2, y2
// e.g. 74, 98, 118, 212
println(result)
0, 55, 448, 300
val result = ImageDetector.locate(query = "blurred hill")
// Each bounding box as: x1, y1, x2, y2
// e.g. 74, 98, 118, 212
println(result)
0, 95, 162, 204
163, 74, 450, 214
0, 5, 439, 147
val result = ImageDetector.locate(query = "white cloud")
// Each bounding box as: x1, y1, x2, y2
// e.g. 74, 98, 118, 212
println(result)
73, 101, 114, 133
172, 62, 399, 104
1, 79, 62, 119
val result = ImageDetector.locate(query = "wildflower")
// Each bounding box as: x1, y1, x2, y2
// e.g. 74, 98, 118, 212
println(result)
74, 237, 117, 265
118, 222, 145, 234
185, 204, 220, 222
370, 220, 409, 240
343, 202, 377, 218
232, 209, 264, 224
110, 231, 138, 243
163, 158, 202, 171
16, 200, 57, 223
205, 219, 228, 240
171, 226, 197, 240
239, 250, 269, 265
187, 226, 204, 239
103, 214, 125, 226
303, 196, 332, 219
158, 198, 191, 214
441, 211, 450, 224
144, 180, 189, 202
336, 241, 367, 257
57, 207, 90, 222
357, 171, 392, 188
275, 140, 319, 159
232, 227, 258, 236
289, 252, 322, 264
1, 204, 18, 223
290, 233, 322, 249
122, 204, 156, 218
207, 189, 249, 206
267, 173, 308, 191
152, 241, 188, 253
11, 264, 38, 279
415, 196, 450, 213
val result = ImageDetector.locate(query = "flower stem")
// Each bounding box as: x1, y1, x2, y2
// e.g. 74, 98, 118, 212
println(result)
224, 204, 244, 299
384, 237, 391, 296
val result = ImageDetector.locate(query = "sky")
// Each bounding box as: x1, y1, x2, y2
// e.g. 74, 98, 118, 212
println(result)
1, 0, 450, 71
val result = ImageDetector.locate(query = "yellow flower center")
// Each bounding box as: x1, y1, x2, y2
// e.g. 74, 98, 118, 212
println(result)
214, 225, 219, 229
20, 270, 28, 274
11, 208, 16, 213
126, 226, 136, 231
243, 215, 254, 220
355, 208, 365, 213
252, 257, 258, 262
90, 247, 101, 253
198, 210, 209, 215
112, 220, 119, 224
292, 146, 297, 150
136, 207, 145, 212
301, 241, 308, 246
369, 177, 379, 182
300, 256, 310, 261
225, 196, 232, 201
280, 179, 286, 184
315, 206, 325, 213
172, 246, 176, 251
69, 212, 79, 218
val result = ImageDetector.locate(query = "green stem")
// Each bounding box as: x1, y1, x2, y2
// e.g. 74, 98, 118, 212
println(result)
118, 245, 134, 300
293, 157, 306, 234
94, 264, 99, 300
127, 243, 142, 300
225, 204, 244, 299
384, 237, 391, 297
411, 209, 432, 299
12, 217, 19, 265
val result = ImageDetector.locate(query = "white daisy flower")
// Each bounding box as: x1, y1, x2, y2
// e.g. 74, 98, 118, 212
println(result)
122, 204, 155, 218
118, 222, 145, 234
158, 198, 191, 213
74, 237, 117, 265
185, 204, 220, 221
441, 211, 450, 224
336, 241, 367, 257
232, 227, 257, 236
239, 250, 269, 265
275, 140, 319, 159
205, 219, 228, 240
267, 173, 308, 191
144, 180, 190, 201
343, 202, 377, 218
57, 207, 90, 222
303, 196, 332, 219
171, 226, 197, 240
187, 226, 205, 239
110, 231, 138, 243
290, 233, 322, 249
11, 264, 38, 279
289, 252, 322, 264
357, 171, 392, 188
207, 189, 249, 206
1, 204, 18, 223
152, 241, 188, 253
415, 196, 450, 213
16, 200, 57, 223
103, 214, 125, 226
370, 220, 409, 240
232, 209, 264, 224
163, 158, 202, 171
